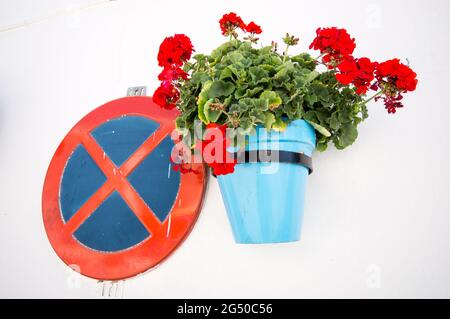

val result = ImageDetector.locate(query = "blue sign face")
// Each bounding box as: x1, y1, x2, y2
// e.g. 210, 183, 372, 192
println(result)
59, 115, 180, 252
43, 96, 207, 280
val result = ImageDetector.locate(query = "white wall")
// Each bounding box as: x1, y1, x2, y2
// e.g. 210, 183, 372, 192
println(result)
0, 0, 449, 298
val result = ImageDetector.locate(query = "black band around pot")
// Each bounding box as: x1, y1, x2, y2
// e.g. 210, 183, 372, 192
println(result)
233, 150, 313, 175
211, 150, 313, 178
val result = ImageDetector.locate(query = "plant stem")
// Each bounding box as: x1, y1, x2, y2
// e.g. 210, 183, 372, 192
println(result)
311, 54, 329, 68
315, 53, 325, 61
361, 91, 383, 105
283, 45, 290, 62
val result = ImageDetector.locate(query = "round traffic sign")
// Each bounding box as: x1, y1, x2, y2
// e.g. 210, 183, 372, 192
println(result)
42, 96, 207, 280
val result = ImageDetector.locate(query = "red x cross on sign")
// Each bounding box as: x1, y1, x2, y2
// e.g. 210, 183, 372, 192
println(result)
42, 96, 207, 280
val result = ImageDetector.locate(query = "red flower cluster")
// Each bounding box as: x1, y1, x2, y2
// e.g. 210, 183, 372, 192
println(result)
219, 12, 245, 36
171, 135, 201, 174
244, 21, 262, 34
375, 59, 418, 92
376, 93, 404, 114
154, 34, 194, 110
219, 12, 262, 37
336, 57, 377, 94
153, 82, 180, 109
373, 59, 418, 113
196, 124, 236, 175
158, 66, 189, 82
310, 27, 418, 114
157, 34, 193, 67
309, 27, 356, 66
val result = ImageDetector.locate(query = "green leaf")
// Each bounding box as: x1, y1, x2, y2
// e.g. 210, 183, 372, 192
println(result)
225, 51, 252, 68
264, 113, 276, 130
339, 123, 358, 148
245, 87, 263, 98
193, 53, 207, 61
316, 141, 328, 152
224, 96, 232, 106
249, 66, 269, 84
197, 81, 213, 124
272, 117, 288, 132
189, 72, 210, 85
175, 116, 186, 130
315, 110, 330, 125
305, 94, 318, 106
274, 61, 294, 80
234, 87, 263, 99
291, 53, 316, 70
259, 46, 273, 54
210, 41, 235, 64
203, 99, 222, 123
305, 70, 320, 83
284, 100, 303, 120
198, 103, 209, 124
310, 83, 330, 102
197, 81, 212, 106
234, 88, 246, 99
259, 64, 277, 75
236, 98, 253, 112
361, 103, 369, 120
219, 67, 236, 81
329, 112, 340, 131
227, 51, 245, 64
239, 118, 253, 134
306, 120, 331, 137
315, 134, 329, 152
229, 103, 241, 113
252, 98, 269, 111
260, 91, 282, 109
338, 106, 352, 123
249, 109, 265, 123
207, 80, 235, 99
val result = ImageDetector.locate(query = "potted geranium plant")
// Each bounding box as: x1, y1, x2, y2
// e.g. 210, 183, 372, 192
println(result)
152, 13, 418, 244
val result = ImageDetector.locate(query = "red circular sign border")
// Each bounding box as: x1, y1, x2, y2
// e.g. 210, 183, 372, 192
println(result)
42, 96, 207, 280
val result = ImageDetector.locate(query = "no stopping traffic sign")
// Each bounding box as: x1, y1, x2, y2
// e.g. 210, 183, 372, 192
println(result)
42, 96, 207, 280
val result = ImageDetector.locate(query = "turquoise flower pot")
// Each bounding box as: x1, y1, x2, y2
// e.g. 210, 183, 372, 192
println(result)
217, 119, 316, 244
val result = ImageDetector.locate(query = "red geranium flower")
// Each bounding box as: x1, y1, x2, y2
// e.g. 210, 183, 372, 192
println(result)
208, 159, 237, 175
353, 57, 377, 94
310, 27, 356, 66
153, 82, 180, 110
336, 57, 377, 94
158, 66, 189, 81
376, 94, 404, 114
244, 21, 262, 34
173, 162, 201, 174
196, 123, 237, 175
219, 12, 246, 36
376, 59, 418, 92
335, 58, 359, 85
157, 34, 194, 67
373, 59, 417, 114
336, 57, 377, 95
170, 138, 201, 174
